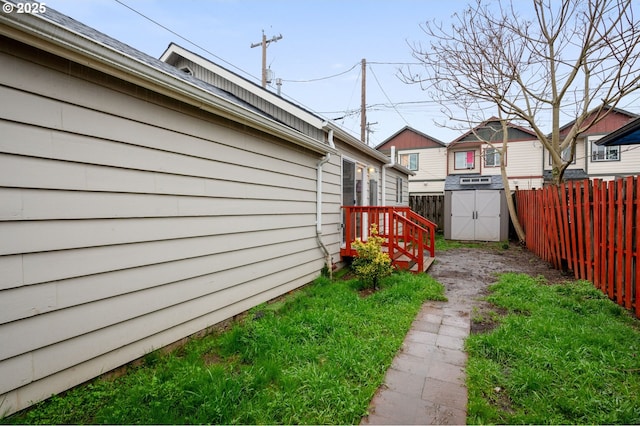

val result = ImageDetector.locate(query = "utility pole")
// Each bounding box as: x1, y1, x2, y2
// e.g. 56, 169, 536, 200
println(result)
360, 58, 366, 143
251, 31, 283, 88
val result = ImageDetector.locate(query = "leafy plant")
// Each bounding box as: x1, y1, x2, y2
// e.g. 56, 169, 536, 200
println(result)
351, 223, 393, 290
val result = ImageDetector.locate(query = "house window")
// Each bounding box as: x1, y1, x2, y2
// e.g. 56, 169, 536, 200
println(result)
454, 151, 475, 169
484, 148, 502, 167
549, 145, 577, 165
591, 143, 620, 162
399, 153, 418, 171
396, 177, 403, 203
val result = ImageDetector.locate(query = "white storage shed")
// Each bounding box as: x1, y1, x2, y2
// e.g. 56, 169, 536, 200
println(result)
444, 175, 509, 242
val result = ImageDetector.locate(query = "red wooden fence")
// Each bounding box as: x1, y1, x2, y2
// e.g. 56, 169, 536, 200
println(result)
515, 177, 639, 318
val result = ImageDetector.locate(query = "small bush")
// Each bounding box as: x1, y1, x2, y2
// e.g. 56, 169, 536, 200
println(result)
351, 224, 393, 290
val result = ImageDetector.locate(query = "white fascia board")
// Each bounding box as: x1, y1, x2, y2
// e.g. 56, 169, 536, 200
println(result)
0, 8, 334, 156
161, 43, 325, 129
324, 123, 414, 176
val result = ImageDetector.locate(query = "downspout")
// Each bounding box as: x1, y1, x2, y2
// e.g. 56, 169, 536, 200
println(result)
381, 146, 396, 206
317, 126, 336, 277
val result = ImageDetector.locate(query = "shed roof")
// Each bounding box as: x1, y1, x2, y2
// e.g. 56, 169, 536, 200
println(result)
542, 169, 589, 181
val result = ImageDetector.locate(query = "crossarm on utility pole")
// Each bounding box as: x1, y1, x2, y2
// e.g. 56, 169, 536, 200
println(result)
251, 31, 283, 88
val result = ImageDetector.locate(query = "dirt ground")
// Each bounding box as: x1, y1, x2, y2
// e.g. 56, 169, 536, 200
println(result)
427, 242, 572, 333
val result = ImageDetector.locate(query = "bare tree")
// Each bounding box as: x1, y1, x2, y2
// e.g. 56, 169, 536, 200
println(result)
403, 0, 640, 186
461, 115, 528, 242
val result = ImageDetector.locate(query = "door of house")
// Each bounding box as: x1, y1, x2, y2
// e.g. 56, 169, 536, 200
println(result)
342, 159, 366, 244
450, 190, 501, 241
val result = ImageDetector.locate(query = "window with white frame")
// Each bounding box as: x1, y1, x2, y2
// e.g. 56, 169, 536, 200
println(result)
454, 151, 475, 169
484, 148, 502, 167
549, 144, 577, 165
591, 142, 620, 162
396, 177, 403, 203
398, 153, 418, 171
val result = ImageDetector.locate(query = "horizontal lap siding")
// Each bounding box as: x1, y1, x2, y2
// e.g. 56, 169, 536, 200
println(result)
0, 50, 332, 412
481, 141, 544, 189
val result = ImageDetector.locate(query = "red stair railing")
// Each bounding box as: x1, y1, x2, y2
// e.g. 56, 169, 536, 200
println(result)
341, 206, 437, 272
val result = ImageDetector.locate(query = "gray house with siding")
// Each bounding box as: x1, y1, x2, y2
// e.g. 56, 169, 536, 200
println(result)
0, 3, 410, 416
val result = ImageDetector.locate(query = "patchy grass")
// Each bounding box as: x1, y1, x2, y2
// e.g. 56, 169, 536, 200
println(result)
3, 272, 445, 425
466, 273, 640, 425
434, 233, 507, 252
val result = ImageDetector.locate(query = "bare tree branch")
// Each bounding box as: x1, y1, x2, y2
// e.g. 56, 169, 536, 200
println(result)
400, 0, 640, 185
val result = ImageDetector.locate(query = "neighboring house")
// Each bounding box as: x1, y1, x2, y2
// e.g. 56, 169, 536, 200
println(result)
544, 107, 639, 182
446, 119, 544, 190
375, 126, 447, 195
0, 5, 410, 416
596, 116, 640, 146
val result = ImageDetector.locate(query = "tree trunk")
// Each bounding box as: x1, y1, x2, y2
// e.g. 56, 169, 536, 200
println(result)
500, 160, 526, 244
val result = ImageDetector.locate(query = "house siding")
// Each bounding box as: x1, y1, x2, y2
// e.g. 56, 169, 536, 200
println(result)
404, 147, 447, 194
0, 42, 337, 414
586, 135, 640, 180
481, 140, 544, 189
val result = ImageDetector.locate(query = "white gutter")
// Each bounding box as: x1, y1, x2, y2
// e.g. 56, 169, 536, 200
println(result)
316, 125, 336, 276
381, 146, 396, 206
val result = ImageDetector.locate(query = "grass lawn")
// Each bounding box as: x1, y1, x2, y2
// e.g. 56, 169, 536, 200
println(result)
466, 273, 640, 424
3, 272, 445, 425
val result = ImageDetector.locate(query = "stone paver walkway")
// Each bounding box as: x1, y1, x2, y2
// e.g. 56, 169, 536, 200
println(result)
360, 299, 471, 425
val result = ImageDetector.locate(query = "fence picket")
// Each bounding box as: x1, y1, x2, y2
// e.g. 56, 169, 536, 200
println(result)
593, 179, 601, 288
584, 180, 593, 282
616, 179, 624, 304
625, 176, 634, 309
607, 181, 616, 299
576, 180, 586, 279
599, 180, 608, 292
636, 179, 640, 317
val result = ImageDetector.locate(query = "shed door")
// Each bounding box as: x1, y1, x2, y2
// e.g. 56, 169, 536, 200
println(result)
450, 190, 501, 241
475, 190, 501, 241
450, 191, 476, 240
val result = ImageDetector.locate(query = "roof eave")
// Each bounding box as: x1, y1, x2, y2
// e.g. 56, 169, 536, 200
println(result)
596, 117, 640, 146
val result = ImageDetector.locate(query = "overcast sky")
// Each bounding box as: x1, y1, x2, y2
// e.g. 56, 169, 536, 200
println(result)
41, 0, 640, 146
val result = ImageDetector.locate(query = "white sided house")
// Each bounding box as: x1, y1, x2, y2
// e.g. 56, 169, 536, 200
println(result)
447, 119, 544, 190
0, 4, 410, 416
375, 127, 447, 195
544, 107, 640, 182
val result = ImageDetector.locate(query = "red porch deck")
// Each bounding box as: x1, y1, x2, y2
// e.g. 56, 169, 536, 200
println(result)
341, 206, 437, 273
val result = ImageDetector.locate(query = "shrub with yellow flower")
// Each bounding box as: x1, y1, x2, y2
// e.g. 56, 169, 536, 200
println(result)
352, 223, 393, 290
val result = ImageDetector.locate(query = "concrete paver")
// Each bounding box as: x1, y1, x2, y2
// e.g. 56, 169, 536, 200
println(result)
361, 300, 470, 425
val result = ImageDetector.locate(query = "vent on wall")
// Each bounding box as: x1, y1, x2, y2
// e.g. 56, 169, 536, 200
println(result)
460, 176, 492, 185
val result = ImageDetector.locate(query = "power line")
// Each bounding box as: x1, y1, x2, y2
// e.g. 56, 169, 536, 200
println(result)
281, 62, 360, 83
369, 65, 410, 127
113, 0, 261, 83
